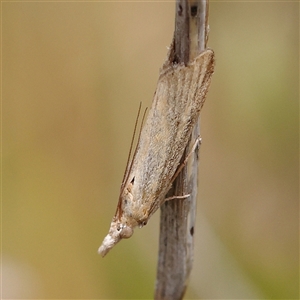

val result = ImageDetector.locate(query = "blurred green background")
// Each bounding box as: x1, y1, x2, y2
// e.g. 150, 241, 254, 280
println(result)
2, 1, 298, 299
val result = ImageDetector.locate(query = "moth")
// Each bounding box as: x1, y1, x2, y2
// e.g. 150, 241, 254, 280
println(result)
98, 40, 215, 257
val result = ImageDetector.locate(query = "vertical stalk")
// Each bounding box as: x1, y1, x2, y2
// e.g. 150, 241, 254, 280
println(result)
155, 1, 210, 299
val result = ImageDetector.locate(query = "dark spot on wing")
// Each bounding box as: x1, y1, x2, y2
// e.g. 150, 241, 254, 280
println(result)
190, 226, 194, 236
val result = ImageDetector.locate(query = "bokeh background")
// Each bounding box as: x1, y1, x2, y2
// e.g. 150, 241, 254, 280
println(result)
2, 1, 298, 299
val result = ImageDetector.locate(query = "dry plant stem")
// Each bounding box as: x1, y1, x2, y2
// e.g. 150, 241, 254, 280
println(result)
155, 1, 209, 299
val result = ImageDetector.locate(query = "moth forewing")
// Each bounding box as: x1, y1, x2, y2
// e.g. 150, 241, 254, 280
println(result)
98, 48, 215, 257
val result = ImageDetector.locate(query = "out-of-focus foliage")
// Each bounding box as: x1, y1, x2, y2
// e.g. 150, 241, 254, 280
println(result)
2, 1, 298, 299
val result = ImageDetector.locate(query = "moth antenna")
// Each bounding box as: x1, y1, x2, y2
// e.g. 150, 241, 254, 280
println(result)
123, 106, 148, 186
121, 102, 142, 187
115, 104, 148, 217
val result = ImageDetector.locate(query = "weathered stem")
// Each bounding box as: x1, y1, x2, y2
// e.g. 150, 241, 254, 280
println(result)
154, 1, 209, 299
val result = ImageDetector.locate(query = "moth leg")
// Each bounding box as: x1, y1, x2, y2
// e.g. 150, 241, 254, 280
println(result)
171, 136, 202, 183
164, 137, 201, 202
152, 137, 200, 213
165, 194, 190, 201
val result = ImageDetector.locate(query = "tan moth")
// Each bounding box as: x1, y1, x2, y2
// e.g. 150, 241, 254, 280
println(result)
98, 41, 215, 257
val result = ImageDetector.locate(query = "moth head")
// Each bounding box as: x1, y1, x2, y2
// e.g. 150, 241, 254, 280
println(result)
98, 219, 134, 257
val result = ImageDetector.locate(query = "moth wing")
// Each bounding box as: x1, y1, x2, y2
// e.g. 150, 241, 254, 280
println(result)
127, 49, 215, 217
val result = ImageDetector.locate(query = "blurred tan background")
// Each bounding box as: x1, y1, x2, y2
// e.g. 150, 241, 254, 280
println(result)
2, 1, 298, 299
